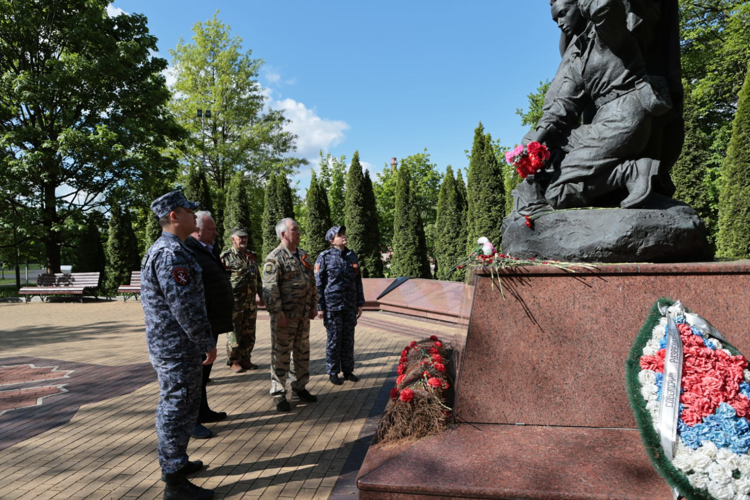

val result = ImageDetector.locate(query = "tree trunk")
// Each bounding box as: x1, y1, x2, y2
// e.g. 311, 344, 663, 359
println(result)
43, 181, 61, 273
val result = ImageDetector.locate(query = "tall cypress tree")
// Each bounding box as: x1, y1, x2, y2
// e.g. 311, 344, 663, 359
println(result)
456, 169, 467, 218
466, 123, 505, 251
184, 164, 214, 216
717, 64, 750, 259
344, 151, 367, 259
435, 167, 468, 281
391, 166, 431, 278
262, 173, 296, 258
73, 217, 106, 274
305, 171, 332, 261
362, 170, 384, 277
671, 85, 714, 246
105, 203, 141, 294
223, 171, 255, 252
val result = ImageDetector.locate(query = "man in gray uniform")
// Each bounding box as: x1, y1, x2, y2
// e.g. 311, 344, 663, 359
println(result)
141, 190, 217, 500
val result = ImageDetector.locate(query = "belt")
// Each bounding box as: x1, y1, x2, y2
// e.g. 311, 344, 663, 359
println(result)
594, 86, 636, 108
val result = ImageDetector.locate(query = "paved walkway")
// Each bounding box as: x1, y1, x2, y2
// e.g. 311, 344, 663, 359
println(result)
0, 301, 459, 499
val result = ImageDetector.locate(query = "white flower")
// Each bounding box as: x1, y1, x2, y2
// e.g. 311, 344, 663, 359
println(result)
738, 456, 750, 475
716, 448, 741, 471
702, 442, 719, 459
638, 369, 656, 385
476, 237, 490, 245
671, 452, 693, 472
688, 450, 713, 472
651, 321, 666, 341
707, 461, 732, 484
640, 384, 658, 401
744, 369, 750, 384
689, 472, 709, 489
736, 476, 750, 495
707, 479, 736, 500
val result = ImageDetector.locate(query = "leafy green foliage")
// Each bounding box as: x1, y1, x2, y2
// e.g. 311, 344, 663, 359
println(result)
515, 80, 551, 129
0, 0, 182, 272
391, 166, 431, 278
305, 171, 332, 262
374, 150, 443, 253
671, 84, 716, 248
261, 173, 295, 258
184, 165, 215, 216
361, 170, 384, 277
223, 171, 255, 252
717, 64, 750, 259
344, 151, 368, 258
466, 124, 505, 251
435, 167, 468, 281
318, 151, 347, 225
105, 204, 141, 295
73, 217, 107, 275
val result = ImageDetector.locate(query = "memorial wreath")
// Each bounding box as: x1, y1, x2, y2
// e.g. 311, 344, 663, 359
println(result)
627, 299, 750, 500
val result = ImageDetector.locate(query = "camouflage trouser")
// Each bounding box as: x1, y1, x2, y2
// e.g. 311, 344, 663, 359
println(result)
270, 316, 310, 396
150, 354, 202, 474
324, 308, 357, 375
226, 299, 257, 364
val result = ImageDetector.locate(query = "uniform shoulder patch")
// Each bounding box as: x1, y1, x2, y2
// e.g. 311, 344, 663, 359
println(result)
173, 266, 190, 285
314, 264, 320, 273
264, 262, 276, 274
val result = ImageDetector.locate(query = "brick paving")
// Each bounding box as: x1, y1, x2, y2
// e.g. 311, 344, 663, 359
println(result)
0, 301, 458, 499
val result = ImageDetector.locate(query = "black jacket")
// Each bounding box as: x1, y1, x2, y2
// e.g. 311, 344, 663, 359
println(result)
185, 236, 234, 336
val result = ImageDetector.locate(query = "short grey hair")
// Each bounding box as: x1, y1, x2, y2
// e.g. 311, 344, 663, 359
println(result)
275, 218, 296, 240
195, 210, 213, 230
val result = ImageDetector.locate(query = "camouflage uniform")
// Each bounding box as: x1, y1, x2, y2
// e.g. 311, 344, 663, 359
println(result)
315, 247, 365, 375
141, 230, 215, 475
221, 246, 262, 365
262, 244, 318, 398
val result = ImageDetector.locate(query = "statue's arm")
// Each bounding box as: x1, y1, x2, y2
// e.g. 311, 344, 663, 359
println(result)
578, 0, 629, 50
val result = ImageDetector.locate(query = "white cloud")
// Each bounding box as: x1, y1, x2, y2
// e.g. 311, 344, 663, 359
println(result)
106, 4, 126, 17
271, 98, 349, 158
262, 66, 296, 87
264, 69, 281, 84
162, 65, 178, 89
361, 161, 374, 173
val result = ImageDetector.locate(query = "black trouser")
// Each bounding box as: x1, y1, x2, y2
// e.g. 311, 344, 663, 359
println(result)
199, 332, 221, 419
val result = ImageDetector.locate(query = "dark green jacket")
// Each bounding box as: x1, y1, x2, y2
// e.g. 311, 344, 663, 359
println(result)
185, 236, 233, 336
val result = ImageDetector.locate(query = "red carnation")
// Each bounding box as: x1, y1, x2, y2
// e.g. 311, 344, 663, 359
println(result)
396, 374, 405, 385
429, 347, 439, 355
525, 215, 534, 229
434, 341, 443, 348
399, 388, 414, 402
434, 362, 446, 373
422, 371, 430, 378
431, 354, 443, 363
430, 335, 439, 341
443, 382, 450, 390
527, 141, 543, 155
428, 377, 442, 388
390, 387, 399, 400
397, 363, 406, 375
409, 341, 417, 349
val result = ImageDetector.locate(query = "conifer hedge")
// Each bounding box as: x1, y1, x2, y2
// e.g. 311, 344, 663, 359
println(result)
466, 123, 505, 251
435, 167, 468, 281
391, 165, 431, 278
305, 171, 332, 262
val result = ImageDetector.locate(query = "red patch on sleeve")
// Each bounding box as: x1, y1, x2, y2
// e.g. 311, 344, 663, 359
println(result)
314, 264, 320, 273
173, 267, 190, 285
352, 263, 360, 276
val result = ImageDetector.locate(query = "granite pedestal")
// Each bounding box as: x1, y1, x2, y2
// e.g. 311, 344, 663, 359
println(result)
357, 261, 750, 499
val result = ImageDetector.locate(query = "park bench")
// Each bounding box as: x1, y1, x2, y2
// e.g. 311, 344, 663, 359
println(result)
19, 272, 101, 303
118, 271, 141, 301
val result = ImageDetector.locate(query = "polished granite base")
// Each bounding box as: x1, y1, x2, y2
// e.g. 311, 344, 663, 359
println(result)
358, 262, 750, 499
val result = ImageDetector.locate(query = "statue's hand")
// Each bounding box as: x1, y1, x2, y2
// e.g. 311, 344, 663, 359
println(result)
522, 128, 549, 147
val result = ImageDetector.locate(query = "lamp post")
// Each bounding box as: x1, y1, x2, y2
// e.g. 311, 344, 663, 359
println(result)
197, 109, 212, 169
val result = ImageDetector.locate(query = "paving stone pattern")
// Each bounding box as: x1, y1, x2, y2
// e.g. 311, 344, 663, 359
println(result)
0, 302, 454, 499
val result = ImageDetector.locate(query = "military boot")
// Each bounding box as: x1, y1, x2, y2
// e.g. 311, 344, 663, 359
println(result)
163, 470, 214, 500
619, 158, 660, 208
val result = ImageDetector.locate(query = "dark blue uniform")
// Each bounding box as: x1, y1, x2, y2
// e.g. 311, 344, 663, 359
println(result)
141, 231, 216, 474
315, 247, 365, 375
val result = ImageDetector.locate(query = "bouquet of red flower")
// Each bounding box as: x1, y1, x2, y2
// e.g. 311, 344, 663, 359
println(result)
376, 336, 452, 443
505, 141, 551, 179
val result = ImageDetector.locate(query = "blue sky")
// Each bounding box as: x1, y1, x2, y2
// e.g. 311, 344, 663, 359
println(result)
110, 1, 563, 188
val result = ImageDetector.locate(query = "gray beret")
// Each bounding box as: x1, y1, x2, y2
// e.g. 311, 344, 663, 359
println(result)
231, 227, 249, 237
325, 225, 346, 242
150, 190, 200, 219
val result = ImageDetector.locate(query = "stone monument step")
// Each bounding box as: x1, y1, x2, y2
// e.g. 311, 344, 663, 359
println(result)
357, 424, 671, 499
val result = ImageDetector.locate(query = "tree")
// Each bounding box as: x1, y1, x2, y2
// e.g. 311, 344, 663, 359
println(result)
261, 173, 295, 258
0, 0, 182, 272
305, 171, 332, 262
717, 64, 750, 259
515, 80, 551, 130
466, 124, 505, 250
671, 83, 715, 246
169, 12, 305, 246
345, 151, 367, 259
318, 151, 347, 225
435, 167, 468, 281
183, 164, 214, 216
391, 166, 431, 278
72, 217, 106, 275
374, 150, 442, 252
105, 203, 141, 295
223, 171, 255, 252
361, 170, 385, 278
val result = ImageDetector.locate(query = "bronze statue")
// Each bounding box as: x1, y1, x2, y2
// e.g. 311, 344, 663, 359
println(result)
511, 0, 683, 216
